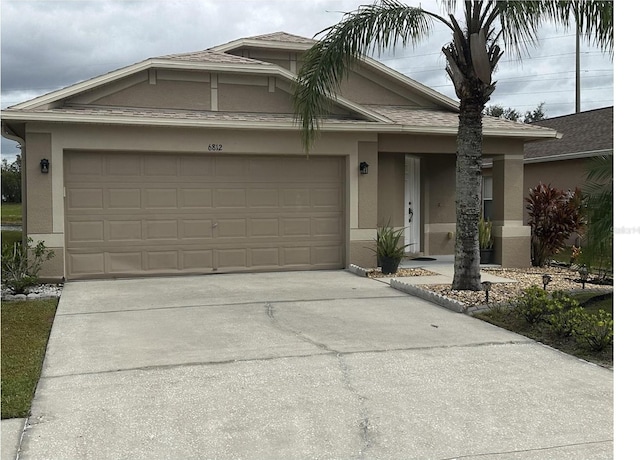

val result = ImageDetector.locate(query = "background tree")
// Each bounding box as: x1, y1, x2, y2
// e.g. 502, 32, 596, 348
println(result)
483, 104, 522, 121
580, 155, 613, 280
523, 102, 546, 123
294, 0, 613, 290
1, 155, 21, 203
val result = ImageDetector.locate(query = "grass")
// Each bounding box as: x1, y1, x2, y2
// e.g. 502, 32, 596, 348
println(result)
1, 299, 58, 419
1, 202, 22, 225
2, 230, 23, 249
475, 291, 613, 368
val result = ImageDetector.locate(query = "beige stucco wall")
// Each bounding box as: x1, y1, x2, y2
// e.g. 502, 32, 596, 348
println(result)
25, 133, 53, 234
491, 154, 531, 267
377, 152, 404, 227
92, 79, 211, 111
425, 154, 456, 254
219, 83, 292, 113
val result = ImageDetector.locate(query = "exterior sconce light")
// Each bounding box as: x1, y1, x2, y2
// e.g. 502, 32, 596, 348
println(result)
578, 265, 589, 289
542, 274, 552, 290
40, 158, 50, 174
481, 281, 492, 303
359, 161, 369, 175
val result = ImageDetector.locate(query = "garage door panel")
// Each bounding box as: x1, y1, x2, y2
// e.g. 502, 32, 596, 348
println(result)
247, 189, 279, 208
249, 218, 279, 237
68, 253, 105, 276
68, 221, 104, 243
108, 252, 143, 273
65, 152, 344, 279
217, 248, 247, 269
106, 155, 141, 175
250, 248, 280, 267
147, 251, 179, 271
182, 249, 214, 270
145, 189, 178, 208
183, 219, 214, 239
107, 189, 142, 209
67, 188, 104, 210
282, 247, 311, 266
144, 155, 179, 176
181, 189, 214, 208
215, 188, 247, 207
108, 221, 143, 241
146, 220, 179, 240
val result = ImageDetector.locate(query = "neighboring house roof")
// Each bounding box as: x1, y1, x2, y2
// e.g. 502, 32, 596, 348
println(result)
1, 31, 560, 142
523, 106, 613, 162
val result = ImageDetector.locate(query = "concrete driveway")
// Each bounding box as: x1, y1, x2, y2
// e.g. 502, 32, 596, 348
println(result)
16, 270, 612, 459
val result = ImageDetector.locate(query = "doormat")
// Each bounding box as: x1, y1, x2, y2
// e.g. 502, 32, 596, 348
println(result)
412, 257, 436, 261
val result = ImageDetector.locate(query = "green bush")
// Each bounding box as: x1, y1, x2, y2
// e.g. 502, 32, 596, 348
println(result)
513, 286, 561, 324
572, 309, 614, 352
548, 307, 585, 337
513, 287, 581, 325
1, 238, 54, 294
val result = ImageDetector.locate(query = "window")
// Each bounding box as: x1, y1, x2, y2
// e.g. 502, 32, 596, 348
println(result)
482, 176, 493, 220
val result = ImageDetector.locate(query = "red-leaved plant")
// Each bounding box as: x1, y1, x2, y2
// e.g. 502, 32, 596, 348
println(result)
526, 183, 585, 267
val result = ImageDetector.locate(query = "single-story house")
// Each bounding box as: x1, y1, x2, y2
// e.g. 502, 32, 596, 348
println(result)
482, 106, 613, 234
1, 31, 560, 281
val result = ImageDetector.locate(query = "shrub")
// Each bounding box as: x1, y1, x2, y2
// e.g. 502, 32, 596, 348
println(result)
526, 183, 585, 267
513, 286, 562, 324
478, 217, 493, 250
1, 238, 54, 294
548, 307, 585, 337
572, 309, 614, 352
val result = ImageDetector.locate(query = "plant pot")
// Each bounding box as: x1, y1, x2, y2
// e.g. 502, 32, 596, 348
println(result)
480, 248, 493, 264
380, 256, 401, 274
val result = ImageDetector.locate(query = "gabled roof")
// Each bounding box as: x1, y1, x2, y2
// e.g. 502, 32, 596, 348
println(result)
1, 31, 559, 142
524, 106, 613, 162
216, 31, 460, 112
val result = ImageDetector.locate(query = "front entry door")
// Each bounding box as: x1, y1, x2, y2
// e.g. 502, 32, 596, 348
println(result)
404, 155, 420, 253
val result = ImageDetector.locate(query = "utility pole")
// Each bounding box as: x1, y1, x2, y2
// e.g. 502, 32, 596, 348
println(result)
575, 17, 581, 113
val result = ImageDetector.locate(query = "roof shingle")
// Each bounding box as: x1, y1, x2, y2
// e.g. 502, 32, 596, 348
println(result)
523, 107, 613, 159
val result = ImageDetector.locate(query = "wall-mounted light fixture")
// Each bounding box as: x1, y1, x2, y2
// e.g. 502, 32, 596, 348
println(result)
359, 161, 369, 175
40, 158, 50, 174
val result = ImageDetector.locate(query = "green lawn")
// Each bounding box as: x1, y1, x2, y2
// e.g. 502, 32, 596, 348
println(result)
2, 230, 22, 249
1, 299, 58, 419
1, 203, 22, 225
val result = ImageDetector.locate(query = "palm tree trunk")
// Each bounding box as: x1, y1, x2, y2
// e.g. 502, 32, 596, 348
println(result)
452, 98, 484, 290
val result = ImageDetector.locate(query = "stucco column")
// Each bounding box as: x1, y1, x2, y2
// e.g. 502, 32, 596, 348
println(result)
492, 154, 531, 267
349, 141, 378, 268
24, 131, 65, 280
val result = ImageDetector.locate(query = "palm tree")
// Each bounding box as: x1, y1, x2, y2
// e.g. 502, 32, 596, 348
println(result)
293, 0, 612, 290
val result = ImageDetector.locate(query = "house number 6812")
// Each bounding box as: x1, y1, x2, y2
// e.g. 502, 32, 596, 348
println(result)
208, 144, 223, 151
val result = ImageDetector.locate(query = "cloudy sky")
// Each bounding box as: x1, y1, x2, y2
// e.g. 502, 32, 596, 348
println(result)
1, 0, 615, 162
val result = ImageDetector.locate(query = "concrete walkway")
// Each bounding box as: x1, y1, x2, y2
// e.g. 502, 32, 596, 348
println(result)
3, 267, 613, 459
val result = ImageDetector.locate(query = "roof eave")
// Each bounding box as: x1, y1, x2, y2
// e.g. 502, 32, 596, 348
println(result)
0, 110, 562, 141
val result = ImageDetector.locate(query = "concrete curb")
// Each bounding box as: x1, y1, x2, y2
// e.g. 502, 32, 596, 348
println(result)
389, 279, 467, 313
348, 264, 371, 277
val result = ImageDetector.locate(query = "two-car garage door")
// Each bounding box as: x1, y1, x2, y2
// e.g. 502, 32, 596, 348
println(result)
64, 151, 345, 279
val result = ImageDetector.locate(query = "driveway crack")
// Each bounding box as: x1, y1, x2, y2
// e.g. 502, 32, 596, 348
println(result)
337, 353, 373, 458
263, 302, 335, 353
264, 303, 374, 457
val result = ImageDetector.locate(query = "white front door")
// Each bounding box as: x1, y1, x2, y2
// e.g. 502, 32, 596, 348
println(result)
404, 155, 420, 253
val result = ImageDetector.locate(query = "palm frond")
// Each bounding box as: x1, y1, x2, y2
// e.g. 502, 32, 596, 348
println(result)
294, 0, 439, 151
497, 1, 613, 57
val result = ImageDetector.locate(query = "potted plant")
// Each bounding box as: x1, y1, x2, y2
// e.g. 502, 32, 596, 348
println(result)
479, 217, 494, 264
375, 221, 410, 274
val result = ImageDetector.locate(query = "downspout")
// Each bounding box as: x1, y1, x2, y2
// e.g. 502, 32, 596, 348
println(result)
1, 122, 26, 241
